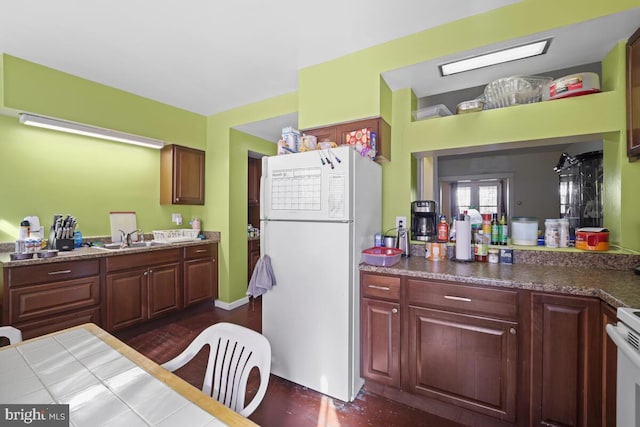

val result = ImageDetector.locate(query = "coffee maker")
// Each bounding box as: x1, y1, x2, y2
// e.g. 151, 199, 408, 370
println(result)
411, 200, 438, 241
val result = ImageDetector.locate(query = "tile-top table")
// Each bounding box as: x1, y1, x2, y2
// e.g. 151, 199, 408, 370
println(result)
0, 323, 258, 427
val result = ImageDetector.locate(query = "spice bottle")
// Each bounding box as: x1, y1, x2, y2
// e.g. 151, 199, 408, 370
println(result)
19, 220, 30, 240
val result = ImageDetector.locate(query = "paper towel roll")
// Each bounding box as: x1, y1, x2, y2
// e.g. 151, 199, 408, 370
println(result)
455, 219, 472, 261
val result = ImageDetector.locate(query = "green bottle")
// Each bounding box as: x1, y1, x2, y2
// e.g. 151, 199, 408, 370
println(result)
499, 213, 508, 245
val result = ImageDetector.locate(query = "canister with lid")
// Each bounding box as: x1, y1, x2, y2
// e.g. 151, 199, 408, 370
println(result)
558, 218, 570, 248
544, 219, 559, 248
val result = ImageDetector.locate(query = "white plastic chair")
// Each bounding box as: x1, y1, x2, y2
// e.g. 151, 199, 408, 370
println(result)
0, 326, 23, 345
162, 322, 271, 417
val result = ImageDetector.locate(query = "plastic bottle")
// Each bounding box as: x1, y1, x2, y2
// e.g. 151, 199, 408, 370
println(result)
558, 218, 570, 248
499, 213, 508, 245
74, 230, 83, 249
19, 220, 30, 240
490, 213, 499, 245
437, 215, 449, 243
474, 230, 488, 262
545, 219, 559, 248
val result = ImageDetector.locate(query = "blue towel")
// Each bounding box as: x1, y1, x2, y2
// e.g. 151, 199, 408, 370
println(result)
247, 255, 276, 297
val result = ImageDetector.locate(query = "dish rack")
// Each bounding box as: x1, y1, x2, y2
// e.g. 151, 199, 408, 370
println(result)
152, 229, 199, 243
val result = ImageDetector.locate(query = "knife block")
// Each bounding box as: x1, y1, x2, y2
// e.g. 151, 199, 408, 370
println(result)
52, 238, 74, 251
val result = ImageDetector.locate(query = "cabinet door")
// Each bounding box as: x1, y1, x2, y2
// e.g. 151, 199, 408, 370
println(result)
184, 258, 216, 306
601, 302, 617, 427
9, 276, 100, 323
361, 298, 400, 388
531, 293, 600, 427
407, 306, 518, 422
248, 157, 261, 206
105, 269, 147, 331
302, 126, 337, 143
147, 263, 180, 319
161, 144, 205, 205
627, 26, 640, 160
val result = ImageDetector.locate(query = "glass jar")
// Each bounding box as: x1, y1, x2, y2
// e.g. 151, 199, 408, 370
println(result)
544, 219, 559, 248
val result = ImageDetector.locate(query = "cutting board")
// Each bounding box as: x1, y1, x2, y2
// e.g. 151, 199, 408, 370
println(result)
110, 212, 138, 242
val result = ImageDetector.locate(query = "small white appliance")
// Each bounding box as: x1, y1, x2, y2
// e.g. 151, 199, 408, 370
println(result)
606, 307, 640, 426
260, 146, 381, 402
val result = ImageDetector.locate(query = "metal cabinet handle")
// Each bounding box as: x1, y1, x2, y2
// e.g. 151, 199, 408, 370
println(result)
143, 271, 148, 276
48, 270, 72, 275
510, 328, 516, 335
541, 421, 562, 427
444, 295, 471, 302
368, 285, 390, 291
392, 308, 398, 314
195, 249, 207, 253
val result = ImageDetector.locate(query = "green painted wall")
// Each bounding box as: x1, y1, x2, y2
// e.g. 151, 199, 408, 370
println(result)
0, 115, 192, 241
2, 55, 206, 148
298, 0, 640, 129
0, 55, 206, 242
206, 93, 295, 303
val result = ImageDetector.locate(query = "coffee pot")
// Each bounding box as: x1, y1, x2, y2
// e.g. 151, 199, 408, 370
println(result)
411, 200, 438, 242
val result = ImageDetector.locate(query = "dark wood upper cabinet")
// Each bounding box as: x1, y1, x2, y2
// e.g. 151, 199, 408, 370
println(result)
627, 26, 640, 160
302, 117, 391, 163
160, 144, 205, 205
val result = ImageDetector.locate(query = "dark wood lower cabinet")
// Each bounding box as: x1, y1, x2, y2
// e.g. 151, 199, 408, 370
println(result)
147, 263, 181, 319
407, 306, 518, 422
361, 298, 400, 388
601, 302, 617, 427
530, 293, 601, 427
360, 272, 614, 427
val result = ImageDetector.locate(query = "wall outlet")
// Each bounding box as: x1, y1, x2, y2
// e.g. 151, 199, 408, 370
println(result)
172, 213, 183, 225
396, 216, 407, 230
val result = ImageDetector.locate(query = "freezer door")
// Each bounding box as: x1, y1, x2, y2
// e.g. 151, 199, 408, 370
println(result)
261, 220, 362, 402
261, 146, 353, 222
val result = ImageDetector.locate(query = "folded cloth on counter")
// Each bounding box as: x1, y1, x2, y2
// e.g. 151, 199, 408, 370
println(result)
247, 254, 276, 298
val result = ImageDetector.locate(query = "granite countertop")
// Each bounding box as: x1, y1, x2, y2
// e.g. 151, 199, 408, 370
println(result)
0, 232, 220, 268
360, 255, 640, 309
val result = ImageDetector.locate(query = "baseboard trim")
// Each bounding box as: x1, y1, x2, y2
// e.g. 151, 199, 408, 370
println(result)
214, 296, 250, 311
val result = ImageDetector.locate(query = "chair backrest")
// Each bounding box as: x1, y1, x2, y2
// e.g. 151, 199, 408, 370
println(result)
0, 326, 23, 345
162, 322, 271, 417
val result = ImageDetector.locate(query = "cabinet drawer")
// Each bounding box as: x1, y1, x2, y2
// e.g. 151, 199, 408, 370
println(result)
407, 279, 518, 320
8, 260, 100, 287
9, 276, 100, 323
16, 307, 101, 341
184, 244, 215, 260
105, 248, 181, 272
361, 273, 400, 301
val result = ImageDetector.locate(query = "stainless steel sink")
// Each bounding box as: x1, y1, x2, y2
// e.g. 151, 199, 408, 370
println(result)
93, 241, 167, 250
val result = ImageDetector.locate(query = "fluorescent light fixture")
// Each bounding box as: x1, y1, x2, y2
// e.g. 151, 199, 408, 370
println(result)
439, 39, 551, 76
18, 113, 165, 149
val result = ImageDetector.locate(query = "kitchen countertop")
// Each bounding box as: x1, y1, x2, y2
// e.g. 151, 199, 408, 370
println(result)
0, 232, 220, 268
360, 255, 640, 309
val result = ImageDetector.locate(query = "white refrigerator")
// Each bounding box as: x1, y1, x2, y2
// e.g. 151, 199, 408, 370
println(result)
260, 145, 381, 402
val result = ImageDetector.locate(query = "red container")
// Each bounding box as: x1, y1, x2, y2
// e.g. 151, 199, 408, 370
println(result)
575, 227, 609, 251
361, 247, 403, 266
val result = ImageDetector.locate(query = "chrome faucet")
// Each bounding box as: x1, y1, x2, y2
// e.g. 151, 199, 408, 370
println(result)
118, 229, 142, 248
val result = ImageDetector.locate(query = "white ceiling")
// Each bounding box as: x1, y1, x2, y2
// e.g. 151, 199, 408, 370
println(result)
1, 2, 639, 143
0, 0, 519, 116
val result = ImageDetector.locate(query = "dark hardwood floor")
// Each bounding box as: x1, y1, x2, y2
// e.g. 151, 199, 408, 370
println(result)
114, 298, 463, 427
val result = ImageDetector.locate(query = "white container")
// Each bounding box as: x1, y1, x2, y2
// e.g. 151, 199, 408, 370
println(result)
412, 104, 452, 121
544, 219, 559, 248
558, 218, 570, 248
511, 217, 538, 245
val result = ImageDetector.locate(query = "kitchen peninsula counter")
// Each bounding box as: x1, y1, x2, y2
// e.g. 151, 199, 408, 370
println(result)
360, 255, 640, 309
